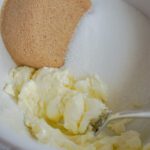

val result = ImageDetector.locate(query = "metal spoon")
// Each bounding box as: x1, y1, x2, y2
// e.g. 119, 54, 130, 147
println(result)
93, 111, 150, 136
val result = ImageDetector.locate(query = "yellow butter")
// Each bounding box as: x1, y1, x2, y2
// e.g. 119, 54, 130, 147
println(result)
4, 66, 148, 150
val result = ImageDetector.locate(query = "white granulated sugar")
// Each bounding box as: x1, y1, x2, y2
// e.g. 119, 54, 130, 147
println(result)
65, 0, 150, 89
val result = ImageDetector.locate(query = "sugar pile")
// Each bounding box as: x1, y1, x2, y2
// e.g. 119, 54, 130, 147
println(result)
65, 0, 150, 89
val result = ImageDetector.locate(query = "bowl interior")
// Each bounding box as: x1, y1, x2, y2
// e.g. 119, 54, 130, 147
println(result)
0, 0, 150, 148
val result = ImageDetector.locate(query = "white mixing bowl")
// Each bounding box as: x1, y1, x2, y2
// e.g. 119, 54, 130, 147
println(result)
0, 0, 150, 149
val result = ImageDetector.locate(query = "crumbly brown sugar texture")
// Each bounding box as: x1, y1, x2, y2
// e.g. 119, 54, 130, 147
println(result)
1, 0, 91, 68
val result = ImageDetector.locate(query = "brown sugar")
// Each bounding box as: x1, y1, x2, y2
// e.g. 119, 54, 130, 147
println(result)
1, 0, 91, 68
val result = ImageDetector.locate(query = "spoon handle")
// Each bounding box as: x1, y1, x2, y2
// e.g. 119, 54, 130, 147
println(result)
110, 111, 150, 120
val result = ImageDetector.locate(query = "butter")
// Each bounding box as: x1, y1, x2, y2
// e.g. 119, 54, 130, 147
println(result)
4, 66, 35, 98
4, 66, 148, 150
63, 92, 85, 134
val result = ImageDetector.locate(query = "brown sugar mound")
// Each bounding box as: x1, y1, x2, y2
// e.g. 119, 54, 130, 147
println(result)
1, 0, 91, 68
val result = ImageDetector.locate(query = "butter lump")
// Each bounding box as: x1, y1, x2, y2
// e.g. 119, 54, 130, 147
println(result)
18, 80, 45, 117
79, 98, 107, 133
5, 66, 108, 134
63, 92, 85, 134
18, 81, 40, 115
4, 66, 149, 150
97, 131, 142, 150
33, 67, 70, 102
74, 75, 108, 102
4, 66, 35, 98
46, 95, 63, 122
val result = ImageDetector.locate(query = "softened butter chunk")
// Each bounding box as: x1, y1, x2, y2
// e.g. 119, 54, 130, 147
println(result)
6, 67, 148, 150
4, 66, 108, 135
4, 66, 35, 98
